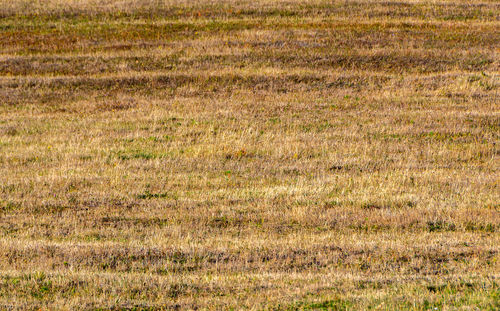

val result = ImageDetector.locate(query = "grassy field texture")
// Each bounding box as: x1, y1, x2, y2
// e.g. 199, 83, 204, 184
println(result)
0, 0, 499, 309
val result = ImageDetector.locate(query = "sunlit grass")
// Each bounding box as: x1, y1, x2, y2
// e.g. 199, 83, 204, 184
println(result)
0, 0, 498, 310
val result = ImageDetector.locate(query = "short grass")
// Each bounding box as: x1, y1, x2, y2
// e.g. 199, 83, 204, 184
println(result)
0, 0, 499, 310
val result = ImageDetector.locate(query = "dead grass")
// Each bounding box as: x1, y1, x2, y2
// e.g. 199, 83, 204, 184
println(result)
0, 0, 499, 310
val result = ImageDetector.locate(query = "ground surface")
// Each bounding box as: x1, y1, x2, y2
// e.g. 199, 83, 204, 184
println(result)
0, 0, 499, 310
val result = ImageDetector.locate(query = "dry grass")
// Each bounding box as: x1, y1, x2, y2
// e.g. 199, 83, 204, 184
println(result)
0, 0, 499, 310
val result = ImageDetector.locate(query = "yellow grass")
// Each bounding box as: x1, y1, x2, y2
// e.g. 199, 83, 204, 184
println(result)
0, 0, 499, 309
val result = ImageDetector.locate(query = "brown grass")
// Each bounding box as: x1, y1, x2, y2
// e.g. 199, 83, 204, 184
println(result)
0, 0, 499, 310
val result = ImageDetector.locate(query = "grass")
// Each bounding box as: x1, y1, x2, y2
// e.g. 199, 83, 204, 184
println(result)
0, 0, 499, 309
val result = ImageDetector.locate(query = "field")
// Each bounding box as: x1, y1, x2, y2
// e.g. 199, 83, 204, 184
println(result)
0, 0, 499, 309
